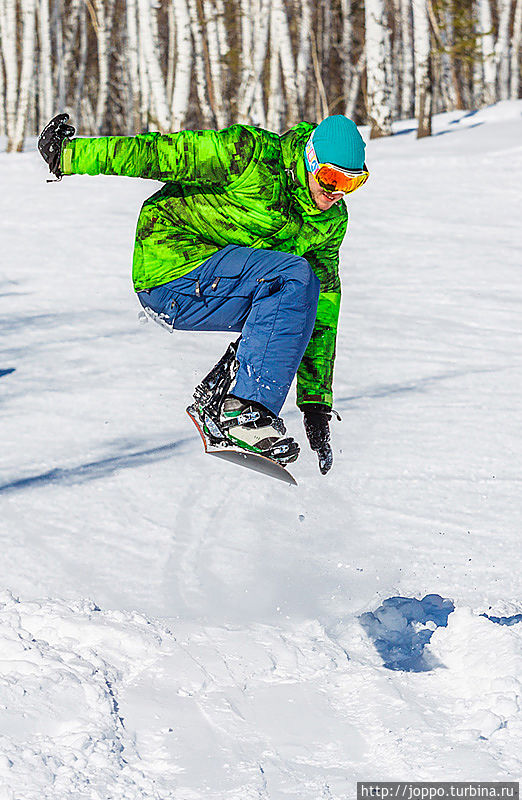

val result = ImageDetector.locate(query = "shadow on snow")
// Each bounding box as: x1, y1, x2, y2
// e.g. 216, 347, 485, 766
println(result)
0, 437, 194, 495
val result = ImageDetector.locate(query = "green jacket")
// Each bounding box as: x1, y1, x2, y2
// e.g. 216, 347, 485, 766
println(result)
61, 122, 348, 408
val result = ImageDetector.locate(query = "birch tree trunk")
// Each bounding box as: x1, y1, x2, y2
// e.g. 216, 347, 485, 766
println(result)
237, 0, 270, 124
94, 0, 109, 132
412, 0, 433, 137
203, 0, 228, 127
496, 0, 512, 100
477, 0, 496, 103
74, 1, 88, 129
1, 0, 19, 150
12, 0, 36, 150
400, 0, 415, 117
138, 0, 171, 131
170, 0, 192, 129
271, 0, 299, 126
267, 2, 284, 131
126, 0, 141, 132
438, 4, 458, 110
510, 0, 522, 98
365, 0, 393, 137
37, 0, 53, 128
0, 42, 5, 136
187, 0, 214, 125
296, 0, 312, 114
52, 0, 65, 112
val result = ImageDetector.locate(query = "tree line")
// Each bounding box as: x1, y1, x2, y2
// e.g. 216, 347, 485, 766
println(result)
0, 0, 520, 151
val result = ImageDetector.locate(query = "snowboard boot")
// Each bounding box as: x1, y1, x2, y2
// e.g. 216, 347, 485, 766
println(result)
219, 395, 299, 465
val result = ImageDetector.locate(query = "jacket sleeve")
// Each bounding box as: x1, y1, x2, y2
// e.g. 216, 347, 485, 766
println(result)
297, 216, 347, 409
60, 126, 256, 184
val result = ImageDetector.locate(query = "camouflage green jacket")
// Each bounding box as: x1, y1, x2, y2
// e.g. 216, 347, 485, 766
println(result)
61, 122, 348, 408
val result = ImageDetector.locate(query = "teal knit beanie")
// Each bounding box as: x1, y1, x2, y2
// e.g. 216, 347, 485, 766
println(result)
307, 115, 366, 171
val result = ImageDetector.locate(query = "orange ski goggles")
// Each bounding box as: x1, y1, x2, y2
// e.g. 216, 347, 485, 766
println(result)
305, 135, 369, 195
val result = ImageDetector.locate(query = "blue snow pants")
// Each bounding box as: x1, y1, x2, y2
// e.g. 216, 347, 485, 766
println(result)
137, 245, 320, 415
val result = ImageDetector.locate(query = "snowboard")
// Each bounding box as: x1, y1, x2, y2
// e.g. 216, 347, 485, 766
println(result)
186, 405, 297, 486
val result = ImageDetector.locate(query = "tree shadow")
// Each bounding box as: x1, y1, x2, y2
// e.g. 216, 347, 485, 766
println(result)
0, 436, 195, 495
335, 366, 503, 408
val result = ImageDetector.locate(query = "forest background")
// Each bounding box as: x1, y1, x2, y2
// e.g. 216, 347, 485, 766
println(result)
0, 0, 520, 152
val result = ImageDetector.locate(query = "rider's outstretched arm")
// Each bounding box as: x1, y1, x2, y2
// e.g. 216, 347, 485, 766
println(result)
60, 126, 256, 185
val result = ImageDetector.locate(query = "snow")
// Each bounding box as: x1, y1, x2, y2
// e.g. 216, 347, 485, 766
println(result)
1, 102, 522, 796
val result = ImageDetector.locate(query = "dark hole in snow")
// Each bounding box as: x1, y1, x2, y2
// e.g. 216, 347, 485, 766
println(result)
360, 593, 455, 672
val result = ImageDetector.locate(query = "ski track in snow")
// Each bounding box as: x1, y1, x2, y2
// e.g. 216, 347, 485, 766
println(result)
1, 102, 522, 796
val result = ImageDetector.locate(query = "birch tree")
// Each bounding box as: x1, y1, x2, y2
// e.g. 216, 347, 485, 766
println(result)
510, 0, 522, 98
126, 0, 142, 131
187, 0, 214, 125
138, 0, 171, 131
496, 0, 512, 100
170, 0, 192, 130
237, 0, 270, 124
1, 0, 19, 150
400, 0, 415, 117
476, 0, 496, 104
12, 0, 36, 150
37, 0, 53, 128
267, 1, 284, 131
203, 0, 228, 127
412, 0, 433, 137
271, 0, 299, 125
365, 0, 394, 136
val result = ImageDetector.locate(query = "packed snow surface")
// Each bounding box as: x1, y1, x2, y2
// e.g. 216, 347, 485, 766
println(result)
1, 102, 522, 797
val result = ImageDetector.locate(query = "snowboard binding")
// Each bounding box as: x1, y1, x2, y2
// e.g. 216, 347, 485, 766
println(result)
186, 339, 299, 477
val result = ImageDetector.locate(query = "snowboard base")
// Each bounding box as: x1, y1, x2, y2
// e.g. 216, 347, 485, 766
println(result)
186, 406, 297, 486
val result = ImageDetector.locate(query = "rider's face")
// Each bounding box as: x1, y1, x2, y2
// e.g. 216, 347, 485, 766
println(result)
307, 171, 344, 211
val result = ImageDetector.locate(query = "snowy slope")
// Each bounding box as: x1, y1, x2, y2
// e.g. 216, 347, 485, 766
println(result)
1, 102, 521, 798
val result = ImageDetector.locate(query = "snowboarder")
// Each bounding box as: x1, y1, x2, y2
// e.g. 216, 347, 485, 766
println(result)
38, 113, 369, 474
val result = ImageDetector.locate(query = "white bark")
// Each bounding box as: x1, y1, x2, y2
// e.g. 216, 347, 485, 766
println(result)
126, 0, 141, 131
412, 0, 433, 137
496, 0, 512, 100
137, 0, 171, 131
365, 0, 393, 137
476, 0, 496, 104
0, 41, 4, 136
62, 0, 82, 82
203, 0, 227, 127
12, 0, 36, 150
267, 2, 283, 131
296, 0, 311, 113
187, 0, 214, 125
37, 0, 53, 128
271, 0, 299, 126
52, 0, 65, 111
1, 0, 18, 149
74, 1, 88, 127
340, 0, 353, 112
400, 0, 415, 117
94, 0, 110, 132
171, 0, 192, 129
438, 5, 457, 110
510, 0, 522, 98
237, 0, 270, 123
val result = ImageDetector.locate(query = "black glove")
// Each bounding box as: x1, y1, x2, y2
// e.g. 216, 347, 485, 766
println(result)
38, 113, 75, 180
302, 403, 335, 475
